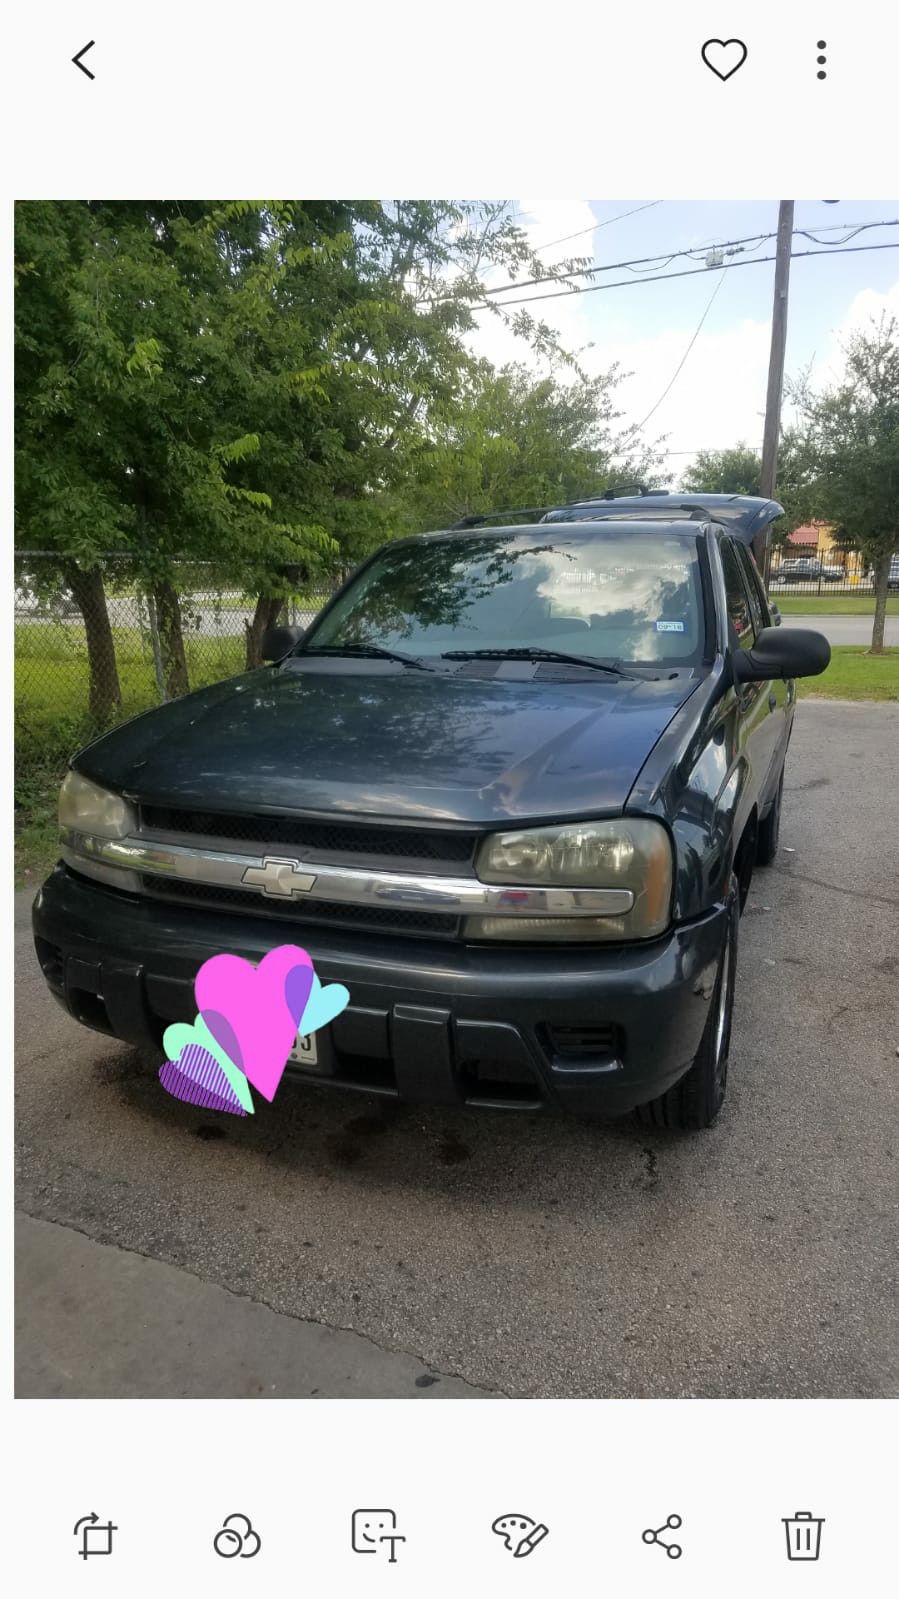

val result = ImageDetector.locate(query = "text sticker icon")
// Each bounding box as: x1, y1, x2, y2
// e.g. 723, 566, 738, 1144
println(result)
352, 1509, 406, 1563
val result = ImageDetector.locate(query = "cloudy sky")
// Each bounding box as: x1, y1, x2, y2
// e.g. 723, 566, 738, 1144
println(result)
466, 200, 899, 484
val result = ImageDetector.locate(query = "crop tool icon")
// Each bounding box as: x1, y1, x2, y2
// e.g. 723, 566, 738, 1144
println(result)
74, 1512, 117, 1558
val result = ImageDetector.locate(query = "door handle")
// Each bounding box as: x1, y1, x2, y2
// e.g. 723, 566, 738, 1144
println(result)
768, 691, 777, 711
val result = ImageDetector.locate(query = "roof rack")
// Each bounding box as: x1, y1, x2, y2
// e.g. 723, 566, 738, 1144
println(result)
448, 484, 672, 529
595, 483, 671, 500
449, 505, 552, 529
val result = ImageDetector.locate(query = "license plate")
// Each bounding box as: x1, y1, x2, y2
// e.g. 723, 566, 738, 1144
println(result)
288, 1030, 318, 1067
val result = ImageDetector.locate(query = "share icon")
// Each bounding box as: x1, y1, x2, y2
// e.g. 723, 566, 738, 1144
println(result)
642, 1512, 683, 1559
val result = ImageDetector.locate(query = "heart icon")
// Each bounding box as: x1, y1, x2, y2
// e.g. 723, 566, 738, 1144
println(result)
195, 944, 314, 1102
298, 972, 350, 1039
701, 38, 748, 80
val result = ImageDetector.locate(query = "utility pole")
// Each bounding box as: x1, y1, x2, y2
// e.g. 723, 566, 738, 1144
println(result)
756, 199, 794, 575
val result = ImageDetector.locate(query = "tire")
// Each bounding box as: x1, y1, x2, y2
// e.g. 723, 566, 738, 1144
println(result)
756, 764, 784, 866
633, 877, 739, 1131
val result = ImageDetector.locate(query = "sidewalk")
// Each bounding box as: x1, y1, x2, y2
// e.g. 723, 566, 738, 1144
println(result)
15, 1213, 496, 1399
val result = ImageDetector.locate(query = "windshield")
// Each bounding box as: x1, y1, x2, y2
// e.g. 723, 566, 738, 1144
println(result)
304, 530, 705, 666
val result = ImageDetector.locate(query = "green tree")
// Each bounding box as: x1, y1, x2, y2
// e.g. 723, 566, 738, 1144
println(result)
15, 201, 337, 700
398, 361, 658, 528
15, 200, 596, 701
787, 315, 899, 652
681, 444, 762, 497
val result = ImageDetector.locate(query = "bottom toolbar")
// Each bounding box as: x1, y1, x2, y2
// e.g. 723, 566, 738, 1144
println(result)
67, 1505, 830, 1566
9, 1399, 886, 1598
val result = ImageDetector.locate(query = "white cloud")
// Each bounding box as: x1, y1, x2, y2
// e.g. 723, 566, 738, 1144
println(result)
514, 199, 599, 270
808, 278, 899, 388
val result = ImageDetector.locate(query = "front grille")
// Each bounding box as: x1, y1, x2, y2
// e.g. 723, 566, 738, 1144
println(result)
140, 875, 460, 938
139, 805, 477, 867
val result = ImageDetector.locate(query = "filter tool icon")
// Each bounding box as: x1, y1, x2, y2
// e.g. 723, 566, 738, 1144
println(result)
783, 1511, 825, 1561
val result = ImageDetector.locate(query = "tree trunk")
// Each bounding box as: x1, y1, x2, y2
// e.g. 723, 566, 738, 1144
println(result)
870, 550, 890, 655
64, 562, 122, 723
245, 594, 285, 670
152, 578, 190, 697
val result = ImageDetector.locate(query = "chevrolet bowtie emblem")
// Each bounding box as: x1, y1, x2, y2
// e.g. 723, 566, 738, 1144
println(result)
241, 857, 317, 897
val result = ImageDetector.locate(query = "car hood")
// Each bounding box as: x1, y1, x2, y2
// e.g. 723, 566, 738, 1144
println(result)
75, 661, 701, 826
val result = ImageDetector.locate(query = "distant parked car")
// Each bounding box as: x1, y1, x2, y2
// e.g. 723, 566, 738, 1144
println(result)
777, 557, 841, 583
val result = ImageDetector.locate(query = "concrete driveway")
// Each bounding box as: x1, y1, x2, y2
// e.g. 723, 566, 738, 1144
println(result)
15, 701, 899, 1398
786, 613, 898, 646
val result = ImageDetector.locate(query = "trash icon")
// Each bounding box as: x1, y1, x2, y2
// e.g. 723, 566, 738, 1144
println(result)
783, 1511, 825, 1561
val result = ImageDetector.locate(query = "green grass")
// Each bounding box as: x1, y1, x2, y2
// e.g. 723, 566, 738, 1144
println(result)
15, 623, 244, 731
797, 645, 899, 702
775, 594, 899, 616
14, 624, 245, 887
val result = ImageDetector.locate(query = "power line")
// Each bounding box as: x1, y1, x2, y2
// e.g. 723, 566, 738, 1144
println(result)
634, 272, 728, 430
478, 218, 899, 301
475, 201, 665, 289
519, 205, 878, 266
471, 241, 899, 311
525, 199, 663, 255
481, 229, 777, 298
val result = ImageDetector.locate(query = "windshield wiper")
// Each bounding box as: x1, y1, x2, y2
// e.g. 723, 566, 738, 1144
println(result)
298, 643, 435, 672
440, 647, 652, 681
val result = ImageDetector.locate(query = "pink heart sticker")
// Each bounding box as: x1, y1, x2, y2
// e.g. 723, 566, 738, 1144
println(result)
195, 944, 314, 1102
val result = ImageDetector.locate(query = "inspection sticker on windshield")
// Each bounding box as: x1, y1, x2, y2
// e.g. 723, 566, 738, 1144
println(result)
656, 620, 685, 632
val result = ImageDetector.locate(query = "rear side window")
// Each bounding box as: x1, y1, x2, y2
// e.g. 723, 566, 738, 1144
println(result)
719, 539, 756, 650
734, 541, 770, 632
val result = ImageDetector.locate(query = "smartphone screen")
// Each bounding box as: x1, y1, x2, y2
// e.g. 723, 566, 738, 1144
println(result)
5, 2, 896, 1593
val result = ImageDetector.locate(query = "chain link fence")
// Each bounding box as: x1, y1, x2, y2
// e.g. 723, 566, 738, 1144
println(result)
15, 553, 339, 746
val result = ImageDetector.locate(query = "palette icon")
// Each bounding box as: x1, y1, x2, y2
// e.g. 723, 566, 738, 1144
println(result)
159, 944, 349, 1115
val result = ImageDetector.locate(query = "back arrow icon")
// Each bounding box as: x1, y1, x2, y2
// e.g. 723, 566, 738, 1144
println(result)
72, 41, 96, 79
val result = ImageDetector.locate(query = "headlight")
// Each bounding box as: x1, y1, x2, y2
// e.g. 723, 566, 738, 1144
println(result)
470, 818, 672, 941
59, 772, 140, 891
59, 771, 134, 837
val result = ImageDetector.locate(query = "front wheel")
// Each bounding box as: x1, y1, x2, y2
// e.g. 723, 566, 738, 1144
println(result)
634, 878, 739, 1131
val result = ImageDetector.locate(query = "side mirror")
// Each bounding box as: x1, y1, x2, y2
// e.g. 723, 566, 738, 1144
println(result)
732, 626, 830, 683
261, 624, 304, 661
768, 601, 782, 627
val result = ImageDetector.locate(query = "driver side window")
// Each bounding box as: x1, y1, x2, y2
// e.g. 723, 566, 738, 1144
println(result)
720, 539, 756, 651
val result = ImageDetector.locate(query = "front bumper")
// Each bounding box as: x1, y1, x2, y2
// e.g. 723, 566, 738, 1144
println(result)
32, 864, 729, 1116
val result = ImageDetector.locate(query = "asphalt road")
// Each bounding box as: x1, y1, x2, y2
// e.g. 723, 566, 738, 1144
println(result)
16, 597, 896, 646
786, 613, 899, 645
15, 701, 899, 1398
